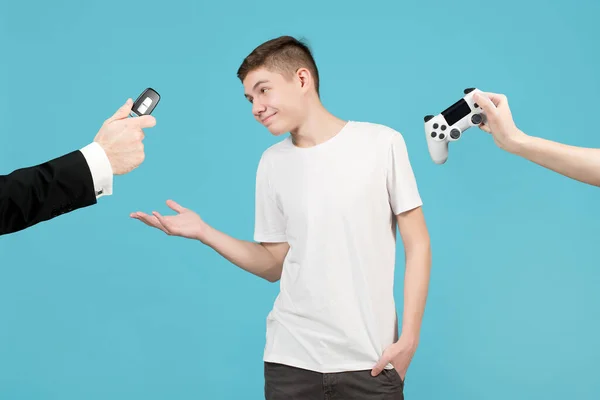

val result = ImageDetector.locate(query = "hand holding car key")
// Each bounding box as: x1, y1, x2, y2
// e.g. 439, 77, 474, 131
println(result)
92, 87, 160, 175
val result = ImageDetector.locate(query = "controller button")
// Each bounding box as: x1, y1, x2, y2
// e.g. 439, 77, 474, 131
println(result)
424, 115, 434, 122
471, 114, 483, 125
431, 132, 437, 138
433, 123, 439, 129
441, 125, 447, 131
439, 133, 445, 140
464, 88, 475, 94
474, 103, 479, 108
450, 129, 461, 139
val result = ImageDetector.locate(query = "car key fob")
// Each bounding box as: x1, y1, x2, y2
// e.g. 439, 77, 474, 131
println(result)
130, 87, 160, 117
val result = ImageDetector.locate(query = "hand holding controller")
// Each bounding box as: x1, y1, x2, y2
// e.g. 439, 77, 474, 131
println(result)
424, 88, 492, 164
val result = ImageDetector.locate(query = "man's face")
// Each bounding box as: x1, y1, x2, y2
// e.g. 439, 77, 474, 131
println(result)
243, 67, 305, 136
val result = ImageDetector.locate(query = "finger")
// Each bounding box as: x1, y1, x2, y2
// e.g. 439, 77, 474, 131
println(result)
148, 215, 168, 233
121, 130, 145, 142
371, 357, 389, 377
131, 212, 165, 231
130, 211, 150, 219
479, 91, 507, 107
478, 122, 492, 133
133, 115, 157, 129
152, 211, 172, 234
133, 213, 159, 228
166, 199, 186, 214
473, 92, 498, 115
484, 92, 505, 105
106, 98, 133, 123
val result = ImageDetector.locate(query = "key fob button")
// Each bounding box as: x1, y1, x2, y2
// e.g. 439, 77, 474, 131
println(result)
131, 88, 160, 116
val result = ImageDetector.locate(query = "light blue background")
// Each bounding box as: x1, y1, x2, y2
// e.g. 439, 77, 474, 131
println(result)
1, 0, 599, 399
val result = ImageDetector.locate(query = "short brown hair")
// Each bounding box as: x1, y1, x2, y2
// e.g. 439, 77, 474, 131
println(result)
237, 36, 320, 96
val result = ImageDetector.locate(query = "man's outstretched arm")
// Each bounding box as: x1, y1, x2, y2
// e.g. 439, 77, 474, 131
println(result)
131, 200, 289, 283
0, 98, 156, 236
0, 148, 100, 235
474, 91, 600, 187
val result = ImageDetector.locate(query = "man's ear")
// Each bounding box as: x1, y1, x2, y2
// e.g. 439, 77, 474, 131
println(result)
296, 68, 312, 93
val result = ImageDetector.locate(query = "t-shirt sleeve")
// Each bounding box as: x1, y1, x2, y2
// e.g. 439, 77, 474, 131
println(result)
254, 153, 287, 243
386, 131, 423, 215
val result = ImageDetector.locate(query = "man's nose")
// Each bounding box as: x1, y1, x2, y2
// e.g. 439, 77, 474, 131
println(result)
253, 101, 266, 117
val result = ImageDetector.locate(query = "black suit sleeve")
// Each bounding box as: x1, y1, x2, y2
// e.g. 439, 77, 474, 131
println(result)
0, 150, 98, 235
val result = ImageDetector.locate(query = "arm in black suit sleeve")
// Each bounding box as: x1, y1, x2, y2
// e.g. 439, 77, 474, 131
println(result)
0, 150, 98, 235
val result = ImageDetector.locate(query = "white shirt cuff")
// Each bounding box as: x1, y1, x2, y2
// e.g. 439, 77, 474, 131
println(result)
79, 142, 114, 199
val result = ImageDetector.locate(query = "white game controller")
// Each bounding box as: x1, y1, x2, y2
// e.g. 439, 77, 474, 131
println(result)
424, 88, 487, 164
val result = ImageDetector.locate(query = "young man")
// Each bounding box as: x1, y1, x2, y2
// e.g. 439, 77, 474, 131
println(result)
132, 36, 431, 399
474, 91, 600, 187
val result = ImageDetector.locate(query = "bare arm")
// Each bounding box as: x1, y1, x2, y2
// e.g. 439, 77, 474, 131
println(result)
511, 135, 600, 187
131, 199, 289, 282
396, 206, 432, 344
474, 91, 600, 187
371, 205, 431, 378
202, 225, 289, 282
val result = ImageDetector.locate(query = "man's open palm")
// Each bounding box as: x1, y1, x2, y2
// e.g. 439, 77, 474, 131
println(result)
131, 200, 207, 240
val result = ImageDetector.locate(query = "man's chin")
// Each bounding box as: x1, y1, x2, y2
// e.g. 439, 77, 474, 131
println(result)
266, 124, 289, 136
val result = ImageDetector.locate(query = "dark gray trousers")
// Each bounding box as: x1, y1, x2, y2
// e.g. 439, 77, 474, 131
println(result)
264, 362, 404, 400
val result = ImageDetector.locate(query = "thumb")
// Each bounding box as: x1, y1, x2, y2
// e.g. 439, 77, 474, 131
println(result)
107, 98, 133, 123
133, 115, 157, 129
371, 356, 389, 377
166, 200, 186, 214
473, 92, 496, 115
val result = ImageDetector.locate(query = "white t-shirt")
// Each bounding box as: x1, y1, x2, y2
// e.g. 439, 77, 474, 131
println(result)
254, 120, 423, 373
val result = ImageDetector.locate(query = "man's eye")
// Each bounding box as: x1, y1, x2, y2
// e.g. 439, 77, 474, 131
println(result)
261, 88, 269, 94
